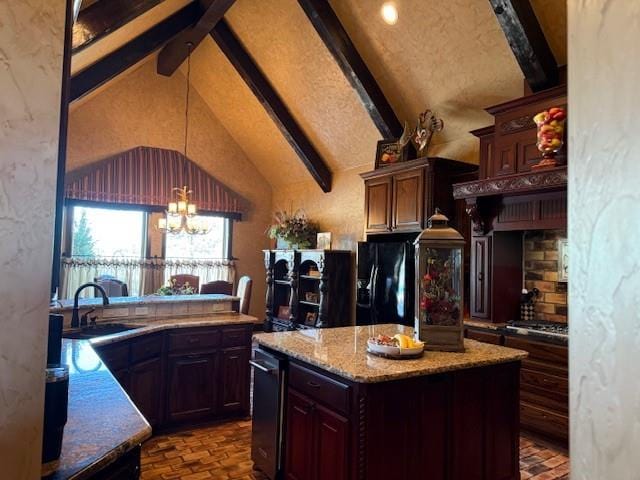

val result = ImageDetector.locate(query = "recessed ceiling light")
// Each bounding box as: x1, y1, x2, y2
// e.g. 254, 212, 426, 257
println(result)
381, 2, 398, 25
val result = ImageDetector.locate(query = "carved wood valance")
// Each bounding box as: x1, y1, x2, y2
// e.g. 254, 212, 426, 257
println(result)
453, 167, 567, 234
65, 146, 244, 219
452, 166, 567, 200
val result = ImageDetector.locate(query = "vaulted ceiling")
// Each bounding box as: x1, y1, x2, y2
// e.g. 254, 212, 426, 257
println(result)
69, 0, 567, 190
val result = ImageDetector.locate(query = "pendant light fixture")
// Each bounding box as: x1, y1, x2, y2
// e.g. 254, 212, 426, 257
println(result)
158, 42, 210, 236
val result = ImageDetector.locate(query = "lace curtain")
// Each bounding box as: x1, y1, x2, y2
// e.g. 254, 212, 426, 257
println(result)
59, 257, 236, 299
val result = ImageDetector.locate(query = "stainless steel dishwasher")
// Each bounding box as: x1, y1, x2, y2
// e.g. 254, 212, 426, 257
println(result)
250, 348, 287, 480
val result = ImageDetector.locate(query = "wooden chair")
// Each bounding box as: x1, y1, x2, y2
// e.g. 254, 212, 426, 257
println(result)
200, 280, 233, 295
94, 275, 129, 297
236, 276, 253, 315
170, 274, 200, 292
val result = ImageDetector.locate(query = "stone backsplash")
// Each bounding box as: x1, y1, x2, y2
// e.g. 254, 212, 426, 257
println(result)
524, 229, 568, 323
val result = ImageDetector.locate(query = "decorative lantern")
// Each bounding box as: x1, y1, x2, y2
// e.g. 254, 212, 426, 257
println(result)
414, 209, 465, 352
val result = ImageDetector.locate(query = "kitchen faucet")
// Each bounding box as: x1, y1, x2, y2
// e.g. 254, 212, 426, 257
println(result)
71, 283, 110, 328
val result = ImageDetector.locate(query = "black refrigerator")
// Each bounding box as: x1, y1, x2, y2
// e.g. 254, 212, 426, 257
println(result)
356, 241, 415, 327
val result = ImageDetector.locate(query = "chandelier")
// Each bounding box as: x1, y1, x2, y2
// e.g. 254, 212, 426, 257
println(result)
157, 42, 210, 236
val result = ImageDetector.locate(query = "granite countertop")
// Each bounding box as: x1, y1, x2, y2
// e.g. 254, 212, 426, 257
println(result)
50, 340, 151, 480
51, 294, 239, 312
86, 313, 259, 347
254, 324, 528, 383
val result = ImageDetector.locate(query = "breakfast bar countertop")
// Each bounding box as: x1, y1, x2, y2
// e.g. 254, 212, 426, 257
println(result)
254, 324, 528, 383
49, 339, 151, 480
50, 293, 239, 312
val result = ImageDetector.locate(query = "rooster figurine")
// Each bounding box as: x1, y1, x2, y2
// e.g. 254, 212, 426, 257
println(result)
413, 110, 444, 157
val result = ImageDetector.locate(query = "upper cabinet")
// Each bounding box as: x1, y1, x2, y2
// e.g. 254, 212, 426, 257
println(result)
360, 157, 477, 235
485, 85, 567, 179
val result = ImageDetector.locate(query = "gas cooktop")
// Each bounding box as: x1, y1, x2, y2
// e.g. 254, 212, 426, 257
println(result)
506, 321, 568, 339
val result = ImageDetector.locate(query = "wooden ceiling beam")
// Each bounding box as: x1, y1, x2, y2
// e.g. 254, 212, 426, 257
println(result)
297, 0, 402, 138
210, 19, 333, 192
157, 0, 236, 76
73, 0, 163, 52
489, 0, 558, 92
70, 2, 200, 102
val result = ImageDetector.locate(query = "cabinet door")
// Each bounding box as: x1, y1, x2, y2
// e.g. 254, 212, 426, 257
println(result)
129, 356, 163, 427
392, 169, 424, 231
470, 236, 491, 319
218, 347, 250, 415
285, 389, 315, 480
517, 133, 544, 173
364, 177, 392, 233
492, 142, 517, 177
478, 133, 493, 179
167, 353, 217, 423
314, 405, 349, 480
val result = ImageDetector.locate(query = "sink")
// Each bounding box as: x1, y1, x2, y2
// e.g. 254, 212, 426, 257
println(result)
63, 323, 141, 339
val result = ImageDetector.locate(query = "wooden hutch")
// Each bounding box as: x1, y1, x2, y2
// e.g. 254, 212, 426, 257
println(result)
263, 249, 352, 332
454, 84, 569, 445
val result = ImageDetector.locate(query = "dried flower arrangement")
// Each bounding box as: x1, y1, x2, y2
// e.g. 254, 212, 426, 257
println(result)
156, 278, 197, 296
419, 248, 460, 326
267, 209, 318, 249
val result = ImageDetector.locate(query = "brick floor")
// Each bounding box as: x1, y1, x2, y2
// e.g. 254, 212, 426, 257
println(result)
141, 420, 569, 479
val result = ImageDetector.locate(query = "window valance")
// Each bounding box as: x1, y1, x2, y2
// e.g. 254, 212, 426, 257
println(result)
64, 146, 243, 218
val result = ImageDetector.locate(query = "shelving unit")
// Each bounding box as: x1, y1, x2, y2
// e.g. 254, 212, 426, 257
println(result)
263, 249, 352, 331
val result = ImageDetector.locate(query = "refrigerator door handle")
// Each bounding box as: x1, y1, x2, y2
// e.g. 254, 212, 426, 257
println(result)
370, 265, 379, 323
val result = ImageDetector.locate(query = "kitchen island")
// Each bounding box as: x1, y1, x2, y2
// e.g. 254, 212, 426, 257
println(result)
254, 324, 528, 480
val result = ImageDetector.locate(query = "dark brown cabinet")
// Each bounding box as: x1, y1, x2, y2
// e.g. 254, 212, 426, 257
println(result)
129, 356, 163, 427
364, 177, 392, 232
283, 359, 520, 480
485, 85, 567, 178
361, 157, 477, 235
167, 352, 218, 423
285, 389, 315, 480
392, 169, 424, 231
470, 235, 491, 319
285, 388, 349, 480
219, 347, 250, 414
264, 249, 352, 331
314, 405, 349, 480
503, 336, 568, 445
95, 324, 252, 432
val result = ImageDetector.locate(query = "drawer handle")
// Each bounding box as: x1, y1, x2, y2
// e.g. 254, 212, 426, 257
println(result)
307, 381, 321, 389
188, 338, 200, 344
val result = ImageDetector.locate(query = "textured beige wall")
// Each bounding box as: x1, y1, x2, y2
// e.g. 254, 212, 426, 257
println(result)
273, 166, 367, 252
226, 0, 382, 172
67, 59, 271, 319
0, 1, 65, 477
330, 0, 524, 164
569, 2, 640, 477
531, 0, 567, 65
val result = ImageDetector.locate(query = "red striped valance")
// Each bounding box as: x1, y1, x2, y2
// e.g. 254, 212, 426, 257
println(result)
65, 146, 243, 218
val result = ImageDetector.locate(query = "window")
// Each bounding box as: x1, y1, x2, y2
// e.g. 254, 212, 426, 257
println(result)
71, 206, 146, 258
164, 216, 228, 260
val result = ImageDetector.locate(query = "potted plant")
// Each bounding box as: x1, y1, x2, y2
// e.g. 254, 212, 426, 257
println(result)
268, 209, 318, 249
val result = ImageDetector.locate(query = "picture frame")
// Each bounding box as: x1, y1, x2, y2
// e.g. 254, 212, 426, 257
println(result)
305, 292, 320, 303
558, 239, 568, 282
277, 305, 291, 320
316, 232, 332, 250
375, 139, 412, 169
304, 311, 318, 326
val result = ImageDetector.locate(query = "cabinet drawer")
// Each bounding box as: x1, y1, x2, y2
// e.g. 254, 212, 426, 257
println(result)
97, 342, 130, 371
169, 329, 221, 352
466, 328, 502, 345
222, 326, 251, 347
289, 363, 350, 415
503, 336, 567, 367
520, 401, 568, 441
521, 368, 568, 396
131, 334, 163, 364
